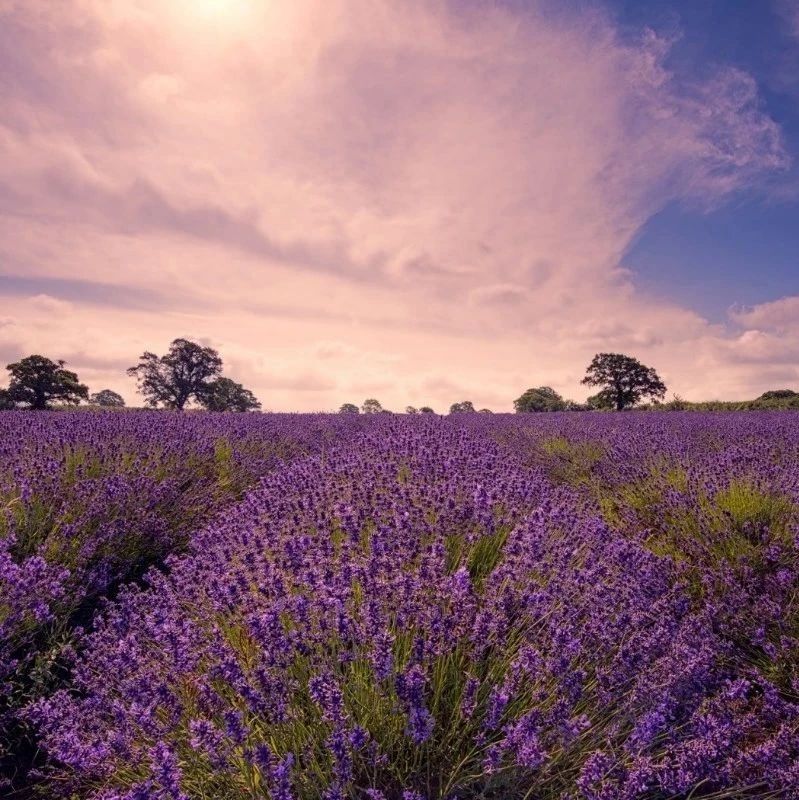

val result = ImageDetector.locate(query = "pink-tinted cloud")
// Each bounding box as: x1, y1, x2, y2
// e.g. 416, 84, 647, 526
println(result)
730, 296, 799, 333
0, 0, 794, 409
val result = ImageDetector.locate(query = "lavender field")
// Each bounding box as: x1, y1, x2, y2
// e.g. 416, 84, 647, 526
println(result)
2, 412, 798, 799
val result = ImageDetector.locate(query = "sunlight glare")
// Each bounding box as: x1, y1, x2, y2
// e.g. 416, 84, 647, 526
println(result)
181, 0, 255, 26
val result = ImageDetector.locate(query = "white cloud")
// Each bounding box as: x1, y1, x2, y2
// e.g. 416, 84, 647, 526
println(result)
729, 296, 799, 333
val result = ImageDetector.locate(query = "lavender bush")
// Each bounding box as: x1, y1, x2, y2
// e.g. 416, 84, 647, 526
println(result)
20, 413, 799, 798
0, 411, 361, 790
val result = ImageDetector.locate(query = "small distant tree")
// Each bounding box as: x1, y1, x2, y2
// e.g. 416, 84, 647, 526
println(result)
5, 355, 88, 410
478, 408, 493, 414
581, 353, 666, 411
90, 389, 125, 408
449, 400, 475, 413
514, 386, 567, 413
419, 406, 435, 414
199, 377, 260, 412
361, 398, 383, 414
127, 338, 223, 410
405, 406, 419, 414
0, 389, 14, 410
339, 403, 359, 414
757, 389, 797, 401
586, 391, 614, 410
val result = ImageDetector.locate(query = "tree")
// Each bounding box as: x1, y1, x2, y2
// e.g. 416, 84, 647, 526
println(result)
757, 389, 797, 401
581, 353, 666, 411
419, 406, 435, 414
586, 391, 614, 410
361, 398, 383, 414
199, 377, 260, 412
339, 403, 359, 414
0, 389, 14, 410
90, 389, 125, 408
127, 338, 223, 410
449, 400, 475, 413
514, 386, 567, 413
4, 355, 88, 410
478, 408, 493, 414
405, 406, 419, 414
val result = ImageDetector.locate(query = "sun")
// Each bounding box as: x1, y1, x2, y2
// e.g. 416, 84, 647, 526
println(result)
183, 0, 254, 24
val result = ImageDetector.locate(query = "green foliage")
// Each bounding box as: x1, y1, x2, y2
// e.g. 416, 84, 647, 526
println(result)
405, 406, 419, 414
538, 436, 606, 485
90, 389, 125, 408
581, 353, 666, 410
199, 377, 261, 412
585, 390, 615, 410
514, 386, 566, 413
532, 433, 798, 692
339, 403, 360, 414
591, 466, 795, 575
361, 398, 383, 414
646, 394, 799, 411
419, 407, 435, 414
4, 355, 88, 410
756, 389, 797, 401
449, 401, 475, 414
127, 338, 223, 410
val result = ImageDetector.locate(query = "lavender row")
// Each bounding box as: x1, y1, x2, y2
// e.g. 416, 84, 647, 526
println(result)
0, 411, 364, 786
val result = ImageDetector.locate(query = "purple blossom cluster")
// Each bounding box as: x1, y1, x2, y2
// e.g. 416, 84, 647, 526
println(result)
21, 412, 799, 798
0, 410, 362, 788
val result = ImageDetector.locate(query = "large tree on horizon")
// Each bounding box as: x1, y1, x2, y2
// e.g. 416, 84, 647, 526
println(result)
4, 355, 88, 410
581, 353, 666, 410
127, 338, 223, 410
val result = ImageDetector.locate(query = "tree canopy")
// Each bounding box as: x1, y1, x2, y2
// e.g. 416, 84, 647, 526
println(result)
339, 403, 359, 414
757, 389, 797, 401
514, 386, 567, 413
419, 406, 435, 414
405, 406, 419, 414
127, 339, 230, 410
4, 355, 89, 410
361, 398, 383, 414
449, 400, 475, 413
90, 389, 125, 408
581, 353, 666, 410
199, 377, 261, 412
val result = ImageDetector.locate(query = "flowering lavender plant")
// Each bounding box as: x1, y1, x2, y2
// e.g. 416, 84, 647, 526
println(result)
0, 410, 362, 790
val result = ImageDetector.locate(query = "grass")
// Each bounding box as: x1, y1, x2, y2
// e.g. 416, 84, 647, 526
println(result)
534, 435, 799, 700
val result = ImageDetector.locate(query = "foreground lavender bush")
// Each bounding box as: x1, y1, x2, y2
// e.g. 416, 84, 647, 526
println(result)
30, 416, 799, 798
0, 411, 360, 788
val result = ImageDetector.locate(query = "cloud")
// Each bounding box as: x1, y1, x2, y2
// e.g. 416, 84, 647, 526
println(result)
0, 0, 793, 408
0, 273, 173, 310
729, 296, 799, 333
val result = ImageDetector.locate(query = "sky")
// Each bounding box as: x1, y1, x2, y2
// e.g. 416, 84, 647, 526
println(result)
1, 0, 798, 411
